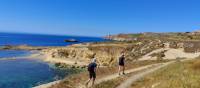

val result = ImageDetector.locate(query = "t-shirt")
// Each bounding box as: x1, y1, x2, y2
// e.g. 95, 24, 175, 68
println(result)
119, 56, 125, 65
88, 62, 97, 72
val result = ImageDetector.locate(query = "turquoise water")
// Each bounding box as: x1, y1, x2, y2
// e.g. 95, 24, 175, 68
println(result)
0, 33, 105, 88
0, 50, 82, 88
0, 59, 56, 88
0, 50, 31, 58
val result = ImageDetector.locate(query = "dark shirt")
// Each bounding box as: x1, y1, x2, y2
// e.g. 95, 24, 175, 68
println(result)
88, 62, 97, 73
119, 56, 125, 65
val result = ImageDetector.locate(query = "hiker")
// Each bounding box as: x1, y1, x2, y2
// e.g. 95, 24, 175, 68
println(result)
118, 53, 125, 75
85, 56, 97, 87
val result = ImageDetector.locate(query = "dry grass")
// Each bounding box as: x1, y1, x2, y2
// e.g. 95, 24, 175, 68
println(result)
93, 77, 124, 88
190, 59, 200, 70
93, 66, 152, 88
49, 60, 167, 88
130, 59, 200, 88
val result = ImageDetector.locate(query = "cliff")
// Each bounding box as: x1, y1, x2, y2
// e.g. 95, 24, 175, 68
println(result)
42, 40, 168, 66
43, 43, 129, 66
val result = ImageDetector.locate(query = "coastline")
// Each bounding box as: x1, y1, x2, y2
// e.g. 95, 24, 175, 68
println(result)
0, 45, 87, 65
0, 46, 87, 88
0, 50, 84, 88
0, 49, 68, 88
0, 32, 107, 88
33, 80, 61, 88
31, 50, 88, 88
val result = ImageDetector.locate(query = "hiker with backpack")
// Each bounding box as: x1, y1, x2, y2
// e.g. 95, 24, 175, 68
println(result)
118, 53, 125, 75
85, 56, 97, 87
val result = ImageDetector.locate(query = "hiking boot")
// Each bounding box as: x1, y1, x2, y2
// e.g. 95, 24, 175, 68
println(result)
123, 72, 125, 75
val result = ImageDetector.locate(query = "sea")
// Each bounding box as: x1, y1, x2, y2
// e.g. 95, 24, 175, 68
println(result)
0, 32, 106, 88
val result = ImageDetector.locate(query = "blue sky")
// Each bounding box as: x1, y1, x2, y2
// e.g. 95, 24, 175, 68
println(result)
0, 0, 200, 36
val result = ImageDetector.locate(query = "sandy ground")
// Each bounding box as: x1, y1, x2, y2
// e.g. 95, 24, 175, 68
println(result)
139, 48, 200, 60
163, 48, 200, 59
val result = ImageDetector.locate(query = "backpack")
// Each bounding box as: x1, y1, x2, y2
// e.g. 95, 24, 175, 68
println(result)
88, 63, 97, 72
87, 63, 93, 71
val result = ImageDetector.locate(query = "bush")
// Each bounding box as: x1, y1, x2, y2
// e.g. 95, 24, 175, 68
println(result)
55, 63, 62, 67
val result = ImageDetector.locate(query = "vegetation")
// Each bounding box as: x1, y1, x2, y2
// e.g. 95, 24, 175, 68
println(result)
130, 58, 200, 88
49, 60, 167, 88
94, 77, 124, 88
128, 33, 143, 38
91, 61, 169, 88
93, 66, 151, 88
150, 50, 167, 61
91, 58, 200, 88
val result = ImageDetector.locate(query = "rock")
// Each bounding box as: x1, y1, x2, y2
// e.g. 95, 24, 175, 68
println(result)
64, 39, 78, 42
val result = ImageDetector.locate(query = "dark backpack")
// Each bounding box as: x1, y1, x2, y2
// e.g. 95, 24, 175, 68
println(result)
88, 63, 97, 72
87, 63, 93, 71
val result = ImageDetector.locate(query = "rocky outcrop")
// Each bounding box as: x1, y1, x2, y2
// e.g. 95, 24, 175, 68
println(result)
184, 41, 200, 53
43, 40, 167, 66
43, 44, 128, 66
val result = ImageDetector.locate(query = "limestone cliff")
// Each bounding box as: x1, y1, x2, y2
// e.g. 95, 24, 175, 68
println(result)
43, 40, 166, 66
43, 43, 128, 66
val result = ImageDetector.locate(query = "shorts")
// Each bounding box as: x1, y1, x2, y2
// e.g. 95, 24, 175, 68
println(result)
119, 62, 124, 66
89, 71, 96, 79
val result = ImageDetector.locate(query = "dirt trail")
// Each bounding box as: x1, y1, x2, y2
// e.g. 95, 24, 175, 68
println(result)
140, 48, 200, 60
116, 61, 174, 88
116, 57, 197, 88
81, 63, 164, 88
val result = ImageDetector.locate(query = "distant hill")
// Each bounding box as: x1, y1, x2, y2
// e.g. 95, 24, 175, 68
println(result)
105, 31, 200, 41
